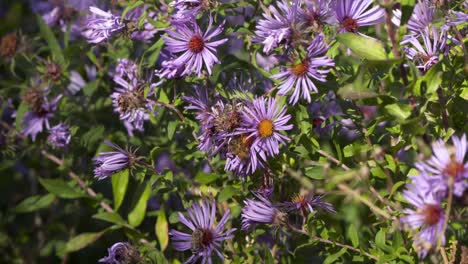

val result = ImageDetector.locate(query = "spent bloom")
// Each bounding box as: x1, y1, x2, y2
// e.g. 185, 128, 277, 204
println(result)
99, 242, 141, 264
400, 183, 445, 258
334, 0, 385, 34
170, 200, 236, 264
403, 27, 447, 72
417, 134, 467, 197
47, 123, 71, 148
22, 94, 62, 141
272, 34, 334, 105
93, 141, 134, 180
161, 17, 228, 77
241, 193, 286, 230
238, 97, 293, 158
82, 6, 124, 44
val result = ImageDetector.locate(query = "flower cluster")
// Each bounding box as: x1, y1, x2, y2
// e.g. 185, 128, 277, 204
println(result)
401, 134, 467, 258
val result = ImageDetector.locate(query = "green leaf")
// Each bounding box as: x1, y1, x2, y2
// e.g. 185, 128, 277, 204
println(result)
336, 33, 387, 60
194, 172, 218, 185
38, 178, 85, 199
167, 121, 177, 140
421, 63, 442, 95
15, 102, 28, 131
14, 194, 56, 213
65, 231, 105, 253
92, 212, 126, 225
375, 228, 393, 253
156, 209, 169, 251
128, 183, 151, 227
338, 84, 379, 100
264, 247, 274, 264
121, 1, 144, 20
323, 248, 347, 264
217, 186, 237, 202
347, 224, 359, 247
37, 15, 65, 66
384, 103, 411, 120
112, 169, 129, 211
83, 80, 98, 96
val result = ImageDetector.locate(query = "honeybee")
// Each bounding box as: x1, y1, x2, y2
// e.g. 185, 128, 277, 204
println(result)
191, 229, 204, 254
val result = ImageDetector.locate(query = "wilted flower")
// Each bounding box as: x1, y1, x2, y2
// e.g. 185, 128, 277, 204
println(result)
22, 95, 62, 141
403, 27, 447, 72
93, 141, 134, 180
334, 0, 385, 34
161, 17, 228, 77
82, 6, 124, 44
47, 123, 71, 148
99, 242, 141, 264
241, 193, 286, 230
417, 134, 467, 197
0, 32, 18, 58
280, 193, 336, 214
253, 0, 302, 54
400, 183, 445, 258
238, 97, 292, 158
272, 34, 334, 105
170, 200, 236, 264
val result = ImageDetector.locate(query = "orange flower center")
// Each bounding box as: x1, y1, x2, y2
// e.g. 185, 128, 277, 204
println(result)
290, 61, 309, 77
343, 17, 358, 33
258, 119, 274, 138
423, 204, 442, 226
188, 35, 205, 53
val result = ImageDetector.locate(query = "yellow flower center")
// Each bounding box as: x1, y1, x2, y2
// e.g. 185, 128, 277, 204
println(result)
258, 119, 274, 138
290, 61, 309, 77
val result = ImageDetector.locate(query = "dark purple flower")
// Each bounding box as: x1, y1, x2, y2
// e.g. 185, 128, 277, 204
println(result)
241, 193, 286, 230
334, 0, 385, 34
239, 97, 293, 158
22, 95, 62, 141
417, 134, 467, 197
82, 6, 124, 44
170, 200, 236, 264
161, 17, 228, 77
93, 141, 132, 180
403, 27, 447, 72
280, 193, 336, 214
253, 0, 302, 54
99, 242, 141, 264
400, 182, 445, 258
47, 123, 71, 148
272, 34, 334, 105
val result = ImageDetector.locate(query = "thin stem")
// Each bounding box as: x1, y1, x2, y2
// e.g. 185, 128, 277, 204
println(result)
286, 223, 380, 261
437, 178, 454, 249
439, 246, 449, 264
150, 99, 186, 123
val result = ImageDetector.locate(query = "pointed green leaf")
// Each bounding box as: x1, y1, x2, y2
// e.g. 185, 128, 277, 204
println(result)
14, 194, 56, 213
336, 33, 387, 60
93, 212, 126, 225
347, 224, 359, 247
112, 169, 129, 211
37, 15, 65, 66
65, 231, 105, 253
156, 209, 169, 251
38, 178, 85, 199
128, 183, 151, 227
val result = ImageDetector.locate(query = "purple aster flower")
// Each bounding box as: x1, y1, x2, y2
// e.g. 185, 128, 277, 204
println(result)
403, 26, 447, 72
22, 95, 62, 141
170, 0, 210, 23
125, 6, 158, 42
406, 0, 434, 37
334, 0, 385, 34
170, 200, 236, 264
241, 193, 286, 230
115, 58, 138, 81
400, 183, 445, 258
82, 6, 124, 44
253, 0, 302, 54
161, 17, 228, 77
302, 0, 336, 29
47, 123, 71, 148
111, 76, 153, 136
447, 1, 468, 26
239, 97, 293, 158
272, 34, 334, 105
93, 141, 134, 180
225, 133, 262, 176
417, 134, 467, 197
280, 193, 336, 214
99, 242, 141, 264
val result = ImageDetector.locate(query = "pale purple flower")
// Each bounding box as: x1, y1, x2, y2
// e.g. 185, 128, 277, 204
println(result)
47, 123, 71, 148
403, 27, 447, 72
448, 1, 468, 26
241, 193, 285, 230
400, 183, 445, 258
68, 65, 97, 95
170, 200, 236, 264
82, 6, 124, 44
161, 17, 228, 77
115, 58, 138, 81
280, 193, 336, 214
99, 242, 140, 264
253, 0, 301, 54
170, 0, 209, 23
334, 0, 385, 34
302, 0, 336, 28
22, 95, 62, 141
224, 135, 262, 176
272, 35, 334, 105
238, 97, 292, 158
93, 141, 132, 180
417, 134, 467, 197
126, 6, 158, 42
407, 0, 434, 36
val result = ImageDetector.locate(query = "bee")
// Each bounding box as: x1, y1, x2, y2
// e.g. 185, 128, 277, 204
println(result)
191, 229, 204, 254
